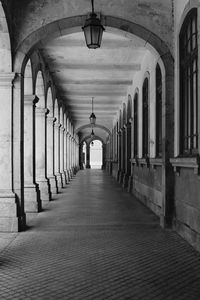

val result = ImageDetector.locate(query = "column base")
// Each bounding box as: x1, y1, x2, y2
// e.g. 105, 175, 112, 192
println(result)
0, 191, 26, 232
67, 170, 71, 181
55, 173, 63, 191
48, 176, 58, 195
127, 175, 133, 193
24, 183, 41, 212
37, 178, 52, 203
122, 173, 129, 189
160, 214, 173, 229
118, 171, 124, 184
61, 172, 67, 187
64, 171, 69, 184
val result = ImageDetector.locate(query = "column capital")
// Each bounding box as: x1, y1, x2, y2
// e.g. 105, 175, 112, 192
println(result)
0, 72, 15, 88
55, 123, 62, 129
24, 95, 39, 105
47, 116, 56, 123
36, 107, 49, 115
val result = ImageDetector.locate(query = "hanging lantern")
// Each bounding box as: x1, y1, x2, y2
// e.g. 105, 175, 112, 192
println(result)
91, 129, 95, 138
82, 0, 105, 49
89, 97, 96, 125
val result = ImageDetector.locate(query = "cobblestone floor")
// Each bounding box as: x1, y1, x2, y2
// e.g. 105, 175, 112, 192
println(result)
0, 170, 200, 300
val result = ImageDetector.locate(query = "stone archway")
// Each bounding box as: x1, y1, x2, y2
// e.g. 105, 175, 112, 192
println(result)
0, 3, 26, 231
13, 14, 174, 228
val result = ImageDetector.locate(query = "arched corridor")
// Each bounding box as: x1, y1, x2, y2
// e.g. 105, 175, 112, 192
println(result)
0, 1, 200, 298
0, 169, 200, 299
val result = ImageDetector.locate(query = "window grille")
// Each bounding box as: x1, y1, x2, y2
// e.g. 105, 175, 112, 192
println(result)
142, 78, 149, 157
180, 8, 198, 155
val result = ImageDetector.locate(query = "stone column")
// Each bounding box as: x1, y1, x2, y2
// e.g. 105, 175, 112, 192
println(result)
86, 144, 91, 168
119, 128, 125, 183
79, 144, 84, 169
35, 107, 51, 203
70, 136, 73, 176
101, 144, 106, 170
68, 134, 71, 178
63, 127, 68, 184
47, 116, 58, 195
123, 123, 132, 188
0, 72, 25, 231
24, 95, 41, 212
54, 122, 63, 191
117, 130, 121, 181
66, 132, 71, 181
60, 125, 66, 187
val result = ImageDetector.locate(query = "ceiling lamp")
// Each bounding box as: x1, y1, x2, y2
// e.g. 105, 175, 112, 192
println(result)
89, 97, 96, 125
82, 0, 105, 49
91, 129, 95, 138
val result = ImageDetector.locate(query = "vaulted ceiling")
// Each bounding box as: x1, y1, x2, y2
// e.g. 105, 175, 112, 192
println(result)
40, 30, 148, 140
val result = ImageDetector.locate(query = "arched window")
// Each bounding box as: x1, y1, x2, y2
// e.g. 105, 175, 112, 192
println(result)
133, 93, 138, 157
180, 8, 198, 155
142, 77, 149, 157
156, 64, 162, 157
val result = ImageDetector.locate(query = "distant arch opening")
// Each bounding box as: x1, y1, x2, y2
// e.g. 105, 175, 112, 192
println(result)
82, 142, 86, 169
90, 140, 103, 169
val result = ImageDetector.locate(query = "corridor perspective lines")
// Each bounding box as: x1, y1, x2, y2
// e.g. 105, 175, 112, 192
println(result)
0, 170, 200, 300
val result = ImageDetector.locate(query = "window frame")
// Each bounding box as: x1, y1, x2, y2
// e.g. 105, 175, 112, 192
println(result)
156, 64, 162, 157
142, 77, 149, 157
133, 92, 138, 157
179, 8, 198, 156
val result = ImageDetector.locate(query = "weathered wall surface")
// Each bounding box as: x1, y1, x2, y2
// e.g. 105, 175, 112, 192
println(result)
111, 50, 164, 217
11, 0, 173, 54
172, 0, 200, 251
174, 169, 200, 251
132, 165, 162, 216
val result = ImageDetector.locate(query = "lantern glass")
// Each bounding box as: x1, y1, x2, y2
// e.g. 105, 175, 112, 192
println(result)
89, 112, 96, 125
82, 13, 105, 49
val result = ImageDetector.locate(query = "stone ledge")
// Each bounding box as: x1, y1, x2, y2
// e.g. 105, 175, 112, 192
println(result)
149, 158, 162, 169
131, 157, 150, 168
170, 156, 200, 176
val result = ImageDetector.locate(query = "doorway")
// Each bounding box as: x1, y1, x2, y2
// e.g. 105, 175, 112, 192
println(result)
90, 140, 103, 169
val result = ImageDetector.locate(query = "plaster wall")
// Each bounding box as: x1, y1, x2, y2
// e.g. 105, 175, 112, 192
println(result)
174, 169, 200, 251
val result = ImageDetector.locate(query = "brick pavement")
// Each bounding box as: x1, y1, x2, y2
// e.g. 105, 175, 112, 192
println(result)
0, 169, 200, 299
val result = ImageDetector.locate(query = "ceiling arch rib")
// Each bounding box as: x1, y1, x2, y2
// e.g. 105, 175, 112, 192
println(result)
15, 15, 173, 141
75, 124, 111, 136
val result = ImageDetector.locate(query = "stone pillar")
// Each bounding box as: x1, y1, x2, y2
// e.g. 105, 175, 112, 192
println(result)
0, 72, 25, 231
60, 126, 66, 186
86, 144, 91, 168
101, 144, 106, 170
54, 122, 63, 191
117, 130, 121, 181
119, 128, 125, 183
35, 107, 51, 203
47, 116, 58, 195
70, 136, 73, 176
123, 123, 132, 189
68, 135, 71, 178
63, 127, 68, 184
79, 144, 83, 169
24, 95, 41, 212
66, 132, 71, 181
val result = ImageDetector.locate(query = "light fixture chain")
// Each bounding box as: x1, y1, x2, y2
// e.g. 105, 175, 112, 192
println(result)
92, 97, 94, 113
91, 0, 94, 13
